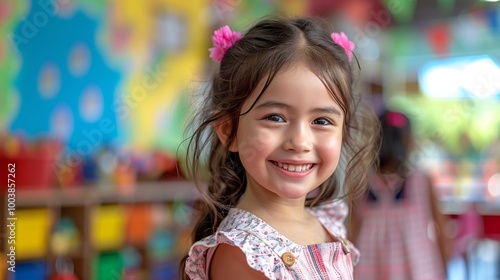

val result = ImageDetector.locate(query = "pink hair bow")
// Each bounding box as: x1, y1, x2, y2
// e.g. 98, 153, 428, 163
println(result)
209, 25, 241, 62
386, 112, 408, 128
331, 32, 355, 62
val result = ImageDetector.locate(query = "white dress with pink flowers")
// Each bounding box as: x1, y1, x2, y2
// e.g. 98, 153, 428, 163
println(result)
185, 200, 359, 279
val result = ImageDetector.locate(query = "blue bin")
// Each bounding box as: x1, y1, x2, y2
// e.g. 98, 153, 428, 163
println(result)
150, 260, 178, 280
10, 260, 47, 280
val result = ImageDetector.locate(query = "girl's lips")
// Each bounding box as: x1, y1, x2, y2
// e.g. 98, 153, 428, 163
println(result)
271, 161, 314, 172
269, 161, 315, 178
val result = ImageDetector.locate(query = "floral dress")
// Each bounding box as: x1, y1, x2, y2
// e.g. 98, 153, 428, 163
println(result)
185, 200, 359, 279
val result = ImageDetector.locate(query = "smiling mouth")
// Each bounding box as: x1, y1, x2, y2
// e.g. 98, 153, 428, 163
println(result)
271, 161, 314, 172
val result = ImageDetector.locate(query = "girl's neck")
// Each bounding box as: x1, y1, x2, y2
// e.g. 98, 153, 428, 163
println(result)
237, 186, 332, 246
237, 186, 309, 223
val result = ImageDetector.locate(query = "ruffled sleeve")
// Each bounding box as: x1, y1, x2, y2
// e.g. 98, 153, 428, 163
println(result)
184, 234, 216, 280
309, 200, 361, 265
185, 210, 291, 279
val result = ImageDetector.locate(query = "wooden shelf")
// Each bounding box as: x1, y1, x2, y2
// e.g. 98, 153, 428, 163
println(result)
440, 199, 500, 215
15, 181, 199, 207
2, 180, 198, 280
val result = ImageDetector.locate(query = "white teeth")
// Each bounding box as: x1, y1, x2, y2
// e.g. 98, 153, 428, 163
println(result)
273, 162, 313, 172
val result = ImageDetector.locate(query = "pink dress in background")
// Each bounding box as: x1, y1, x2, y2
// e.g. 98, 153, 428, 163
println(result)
185, 200, 359, 279
354, 171, 446, 280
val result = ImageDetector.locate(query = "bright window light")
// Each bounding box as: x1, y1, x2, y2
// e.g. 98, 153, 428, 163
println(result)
419, 55, 500, 99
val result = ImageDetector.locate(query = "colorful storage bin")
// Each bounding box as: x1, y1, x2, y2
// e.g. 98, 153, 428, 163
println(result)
91, 205, 125, 250
92, 251, 124, 280
150, 261, 178, 280
126, 204, 152, 245
15, 208, 51, 259
10, 260, 47, 280
0, 138, 59, 190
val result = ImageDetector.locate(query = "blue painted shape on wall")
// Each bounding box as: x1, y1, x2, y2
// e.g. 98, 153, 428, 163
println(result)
10, 4, 121, 152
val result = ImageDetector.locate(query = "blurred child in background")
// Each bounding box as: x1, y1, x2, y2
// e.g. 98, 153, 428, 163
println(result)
352, 110, 451, 280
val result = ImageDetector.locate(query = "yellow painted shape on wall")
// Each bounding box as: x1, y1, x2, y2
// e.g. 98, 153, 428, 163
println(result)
278, 0, 307, 16
14, 208, 52, 259
91, 205, 125, 251
124, 0, 209, 149
107, 0, 155, 66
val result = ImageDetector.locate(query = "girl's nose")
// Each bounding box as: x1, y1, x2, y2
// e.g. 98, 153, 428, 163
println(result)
283, 123, 313, 152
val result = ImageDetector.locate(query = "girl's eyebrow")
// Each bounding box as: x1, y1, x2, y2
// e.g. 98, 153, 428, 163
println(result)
254, 100, 289, 110
255, 100, 342, 116
312, 107, 342, 116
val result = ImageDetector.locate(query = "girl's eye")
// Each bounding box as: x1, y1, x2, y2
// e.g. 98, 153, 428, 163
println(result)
313, 118, 333, 125
264, 114, 285, 122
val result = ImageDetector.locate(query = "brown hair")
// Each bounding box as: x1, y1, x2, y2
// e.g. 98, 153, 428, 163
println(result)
378, 110, 412, 175
179, 16, 379, 279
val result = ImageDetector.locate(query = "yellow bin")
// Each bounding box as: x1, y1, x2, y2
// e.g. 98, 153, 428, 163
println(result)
14, 208, 51, 259
91, 205, 125, 250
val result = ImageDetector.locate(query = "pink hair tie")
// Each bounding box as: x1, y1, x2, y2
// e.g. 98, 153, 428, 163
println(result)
209, 25, 241, 62
331, 32, 355, 62
386, 112, 407, 128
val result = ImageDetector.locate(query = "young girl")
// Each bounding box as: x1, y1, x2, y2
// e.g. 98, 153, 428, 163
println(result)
180, 17, 379, 279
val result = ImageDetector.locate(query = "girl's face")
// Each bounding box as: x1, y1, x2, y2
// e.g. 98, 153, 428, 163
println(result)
232, 63, 344, 202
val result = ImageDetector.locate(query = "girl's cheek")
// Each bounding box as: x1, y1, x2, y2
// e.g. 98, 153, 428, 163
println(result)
238, 130, 275, 157
254, 130, 275, 148
318, 134, 342, 149
240, 146, 256, 162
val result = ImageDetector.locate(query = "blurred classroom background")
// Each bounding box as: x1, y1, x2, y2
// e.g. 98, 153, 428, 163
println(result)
0, 0, 499, 279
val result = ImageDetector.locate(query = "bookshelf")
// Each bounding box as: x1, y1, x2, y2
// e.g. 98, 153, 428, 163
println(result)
0, 181, 198, 280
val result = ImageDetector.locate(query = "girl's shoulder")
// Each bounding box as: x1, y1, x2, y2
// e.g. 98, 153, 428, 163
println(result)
308, 199, 349, 237
308, 200, 360, 263
185, 208, 295, 279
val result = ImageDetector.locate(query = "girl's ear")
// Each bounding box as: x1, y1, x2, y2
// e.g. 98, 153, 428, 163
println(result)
215, 119, 238, 152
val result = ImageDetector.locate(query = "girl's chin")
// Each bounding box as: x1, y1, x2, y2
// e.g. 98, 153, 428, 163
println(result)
271, 187, 315, 200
